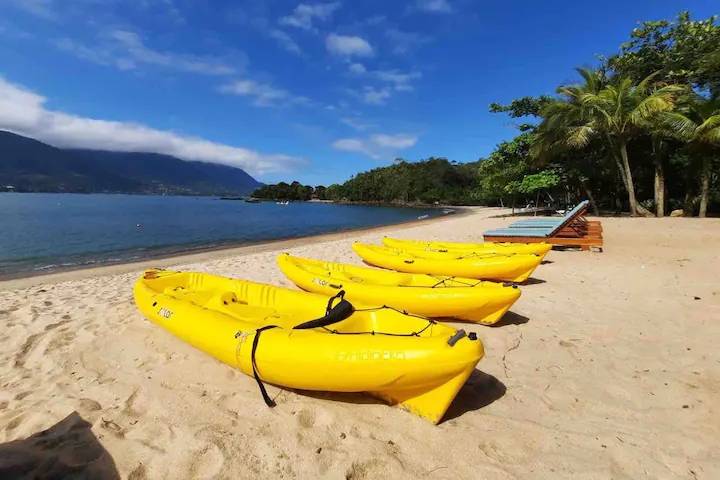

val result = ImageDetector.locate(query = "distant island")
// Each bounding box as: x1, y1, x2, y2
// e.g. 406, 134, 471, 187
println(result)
0, 131, 262, 195
252, 157, 480, 206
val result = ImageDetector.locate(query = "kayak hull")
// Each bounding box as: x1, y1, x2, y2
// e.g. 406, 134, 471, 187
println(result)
133, 269, 484, 423
383, 237, 552, 258
277, 253, 521, 324
353, 243, 542, 283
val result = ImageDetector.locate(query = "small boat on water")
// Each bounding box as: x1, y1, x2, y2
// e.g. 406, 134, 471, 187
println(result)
133, 269, 483, 423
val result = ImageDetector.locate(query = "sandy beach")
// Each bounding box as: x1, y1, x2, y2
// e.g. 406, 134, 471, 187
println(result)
1, 207, 719, 479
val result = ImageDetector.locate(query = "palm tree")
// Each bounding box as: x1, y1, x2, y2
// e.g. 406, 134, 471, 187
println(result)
659, 95, 720, 217
531, 68, 609, 214
534, 70, 684, 216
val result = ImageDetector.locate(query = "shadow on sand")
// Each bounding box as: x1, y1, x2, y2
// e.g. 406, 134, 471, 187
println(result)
489, 311, 529, 328
521, 277, 546, 285
283, 370, 506, 424
443, 370, 506, 422
0, 411, 120, 480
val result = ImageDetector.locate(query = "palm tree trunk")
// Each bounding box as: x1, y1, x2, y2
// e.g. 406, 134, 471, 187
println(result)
619, 142, 638, 216
580, 179, 600, 215
699, 157, 710, 218
684, 191, 695, 217
654, 159, 665, 217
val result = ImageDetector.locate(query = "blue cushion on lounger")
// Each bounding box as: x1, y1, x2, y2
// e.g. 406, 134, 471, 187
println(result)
509, 219, 563, 228
483, 227, 552, 238
507, 200, 589, 228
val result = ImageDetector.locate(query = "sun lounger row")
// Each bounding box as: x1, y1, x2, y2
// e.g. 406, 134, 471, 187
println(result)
483, 200, 603, 251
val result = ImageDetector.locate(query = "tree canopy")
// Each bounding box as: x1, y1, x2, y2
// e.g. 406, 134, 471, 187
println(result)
259, 11, 719, 217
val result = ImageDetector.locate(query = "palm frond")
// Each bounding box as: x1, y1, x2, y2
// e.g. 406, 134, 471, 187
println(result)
631, 95, 674, 123
697, 115, 720, 145
565, 125, 595, 148
655, 112, 698, 140
635, 71, 662, 94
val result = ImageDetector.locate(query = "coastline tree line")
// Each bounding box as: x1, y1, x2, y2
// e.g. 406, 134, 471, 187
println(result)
255, 12, 719, 216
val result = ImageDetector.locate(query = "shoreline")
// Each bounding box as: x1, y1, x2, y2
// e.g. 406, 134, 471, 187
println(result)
1, 212, 718, 478
0, 206, 480, 290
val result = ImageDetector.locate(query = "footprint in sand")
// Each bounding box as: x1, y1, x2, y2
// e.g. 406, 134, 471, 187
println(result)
47, 330, 77, 351
100, 418, 125, 438
75, 398, 104, 423
123, 388, 149, 418
79, 398, 102, 412
297, 408, 316, 428
14, 332, 43, 368
345, 459, 381, 480
128, 464, 147, 480
189, 443, 225, 479
14, 391, 31, 401
44, 319, 71, 331
5, 415, 24, 432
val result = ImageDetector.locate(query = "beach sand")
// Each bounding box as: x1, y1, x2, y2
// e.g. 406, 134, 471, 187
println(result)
1, 208, 719, 479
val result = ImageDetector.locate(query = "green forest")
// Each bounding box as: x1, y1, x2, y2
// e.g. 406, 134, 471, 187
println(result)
255, 12, 719, 216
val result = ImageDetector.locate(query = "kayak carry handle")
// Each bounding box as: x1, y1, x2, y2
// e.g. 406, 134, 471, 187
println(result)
293, 290, 354, 330
447, 329, 467, 346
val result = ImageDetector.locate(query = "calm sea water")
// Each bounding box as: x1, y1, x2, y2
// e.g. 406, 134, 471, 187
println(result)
0, 193, 441, 275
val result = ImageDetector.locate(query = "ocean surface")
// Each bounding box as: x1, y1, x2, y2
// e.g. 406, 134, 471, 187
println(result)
0, 193, 443, 276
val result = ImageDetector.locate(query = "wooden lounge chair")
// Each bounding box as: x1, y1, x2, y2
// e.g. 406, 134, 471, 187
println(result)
484, 200, 603, 251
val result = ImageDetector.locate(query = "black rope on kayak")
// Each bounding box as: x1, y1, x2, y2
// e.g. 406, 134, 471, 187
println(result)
453, 251, 512, 260
293, 290, 354, 330
320, 321, 435, 337
321, 304, 436, 337
251, 291, 355, 407
423, 275, 484, 288
251, 325, 279, 407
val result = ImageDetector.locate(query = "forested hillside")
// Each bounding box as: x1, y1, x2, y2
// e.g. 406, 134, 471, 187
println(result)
0, 131, 262, 195
253, 158, 480, 205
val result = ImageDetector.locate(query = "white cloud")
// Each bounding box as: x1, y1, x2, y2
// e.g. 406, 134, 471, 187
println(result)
219, 79, 311, 108
332, 138, 374, 157
56, 30, 238, 76
415, 0, 453, 13
386, 28, 431, 54
370, 133, 417, 149
374, 69, 422, 91
280, 2, 340, 31
362, 86, 392, 105
348, 63, 366, 74
326, 34, 373, 57
7, 0, 55, 19
347, 65, 422, 96
332, 133, 417, 159
0, 76, 300, 175
340, 116, 372, 131
268, 29, 302, 55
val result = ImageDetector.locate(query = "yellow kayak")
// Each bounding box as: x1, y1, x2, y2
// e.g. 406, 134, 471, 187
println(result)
278, 253, 521, 324
383, 237, 552, 257
353, 243, 542, 282
134, 269, 483, 424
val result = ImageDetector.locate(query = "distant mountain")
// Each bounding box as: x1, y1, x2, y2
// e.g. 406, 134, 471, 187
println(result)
0, 130, 262, 195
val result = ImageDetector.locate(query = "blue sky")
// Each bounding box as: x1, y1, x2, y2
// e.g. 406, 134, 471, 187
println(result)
0, 1, 717, 185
